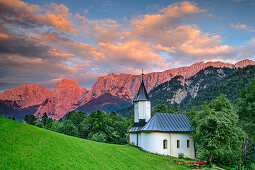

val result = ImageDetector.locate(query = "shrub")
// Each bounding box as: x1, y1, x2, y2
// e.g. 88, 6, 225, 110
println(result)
178, 153, 184, 159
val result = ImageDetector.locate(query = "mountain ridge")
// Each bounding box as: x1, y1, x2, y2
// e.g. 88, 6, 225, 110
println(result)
0, 59, 254, 119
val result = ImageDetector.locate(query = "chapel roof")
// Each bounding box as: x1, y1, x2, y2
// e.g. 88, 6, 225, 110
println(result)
133, 79, 150, 102
129, 112, 193, 133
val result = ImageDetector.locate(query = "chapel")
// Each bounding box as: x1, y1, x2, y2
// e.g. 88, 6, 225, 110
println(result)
128, 73, 195, 158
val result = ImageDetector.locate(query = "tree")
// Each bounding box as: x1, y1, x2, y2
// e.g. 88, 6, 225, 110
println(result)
50, 121, 63, 132
152, 104, 168, 115
65, 111, 87, 127
235, 78, 255, 166
192, 94, 246, 164
88, 132, 107, 143
57, 120, 78, 137
152, 104, 179, 116
24, 115, 37, 125
45, 118, 54, 130
42, 113, 48, 126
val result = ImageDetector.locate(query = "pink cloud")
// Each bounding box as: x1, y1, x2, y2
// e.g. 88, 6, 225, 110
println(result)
0, 0, 254, 91
231, 23, 255, 32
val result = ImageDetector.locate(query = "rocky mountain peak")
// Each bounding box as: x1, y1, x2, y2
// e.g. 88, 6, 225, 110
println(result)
0, 83, 53, 108
234, 59, 255, 68
35, 78, 87, 119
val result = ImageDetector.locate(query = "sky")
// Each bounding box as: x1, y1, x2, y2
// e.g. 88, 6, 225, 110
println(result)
0, 0, 255, 91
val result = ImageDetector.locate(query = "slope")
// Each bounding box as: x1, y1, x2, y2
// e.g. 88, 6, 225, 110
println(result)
149, 67, 234, 107
117, 67, 234, 118
182, 65, 255, 110
0, 117, 188, 169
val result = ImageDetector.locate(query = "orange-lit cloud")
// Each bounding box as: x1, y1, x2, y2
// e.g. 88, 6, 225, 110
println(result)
231, 23, 255, 32
0, 0, 254, 90
0, 0, 76, 35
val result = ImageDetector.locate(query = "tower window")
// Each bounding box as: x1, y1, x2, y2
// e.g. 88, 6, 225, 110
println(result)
187, 140, 190, 148
177, 140, 180, 148
163, 139, 167, 149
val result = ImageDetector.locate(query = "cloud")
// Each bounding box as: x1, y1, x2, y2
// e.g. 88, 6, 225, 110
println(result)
0, 0, 254, 91
0, 0, 76, 34
231, 23, 255, 32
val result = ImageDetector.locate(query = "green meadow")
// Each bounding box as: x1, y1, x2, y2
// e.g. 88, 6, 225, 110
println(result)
0, 117, 189, 169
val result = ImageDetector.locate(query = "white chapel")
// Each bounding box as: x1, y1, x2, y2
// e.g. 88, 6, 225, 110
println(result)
128, 74, 195, 158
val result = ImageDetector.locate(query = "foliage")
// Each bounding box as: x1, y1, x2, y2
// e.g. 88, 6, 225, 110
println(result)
0, 117, 189, 169
45, 118, 54, 130
24, 115, 37, 125
149, 75, 187, 107
50, 121, 63, 132
235, 78, 255, 166
79, 110, 132, 144
57, 120, 78, 137
178, 153, 184, 159
183, 65, 255, 111
88, 132, 107, 143
42, 113, 48, 126
192, 95, 246, 165
65, 111, 87, 127
116, 105, 133, 118
35, 122, 43, 128
152, 104, 179, 115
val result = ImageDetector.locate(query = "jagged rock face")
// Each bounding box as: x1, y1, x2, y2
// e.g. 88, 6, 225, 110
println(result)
1, 59, 254, 120
167, 89, 188, 104
80, 59, 255, 107
149, 67, 235, 107
234, 59, 255, 68
0, 83, 53, 108
35, 79, 87, 119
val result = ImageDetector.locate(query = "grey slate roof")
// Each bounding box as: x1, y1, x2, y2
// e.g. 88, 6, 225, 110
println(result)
129, 126, 144, 133
142, 112, 193, 132
129, 112, 193, 133
133, 80, 150, 102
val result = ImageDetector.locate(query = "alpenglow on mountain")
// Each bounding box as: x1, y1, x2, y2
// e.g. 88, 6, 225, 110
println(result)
0, 59, 254, 119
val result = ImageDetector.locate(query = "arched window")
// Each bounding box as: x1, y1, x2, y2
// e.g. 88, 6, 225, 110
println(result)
177, 140, 180, 148
163, 139, 167, 149
187, 140, 190, 148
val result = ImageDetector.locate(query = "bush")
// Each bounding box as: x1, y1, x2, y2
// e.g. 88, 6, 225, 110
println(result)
24, 115, 37, 125
50, 121, 63, 132
178, 153, 184, 159
89, 132, 107, 143
35, 122, 43, 128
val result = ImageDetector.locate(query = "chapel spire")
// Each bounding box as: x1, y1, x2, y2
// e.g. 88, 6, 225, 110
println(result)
133, 69, 150, 102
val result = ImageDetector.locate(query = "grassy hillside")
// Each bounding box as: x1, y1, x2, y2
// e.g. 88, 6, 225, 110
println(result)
0, 117, 188, 169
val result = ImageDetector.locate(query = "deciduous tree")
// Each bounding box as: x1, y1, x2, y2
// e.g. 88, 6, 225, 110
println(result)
192, 94, 246, 164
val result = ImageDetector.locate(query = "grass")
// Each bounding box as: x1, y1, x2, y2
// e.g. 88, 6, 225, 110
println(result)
0, 117, 189, 169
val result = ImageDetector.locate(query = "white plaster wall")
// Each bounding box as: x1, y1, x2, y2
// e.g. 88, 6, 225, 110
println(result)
145, 101, 151, 122
172, 134, 194, 158
138, 133, 141, 147
138, 101, 145, 120
134, 103, 139, 122
130, 133, 137, 146
140, 132, 170, 155
134, 101, 151, 122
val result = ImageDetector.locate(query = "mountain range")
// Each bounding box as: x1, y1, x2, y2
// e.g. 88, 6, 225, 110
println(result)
0, 59, 255, 120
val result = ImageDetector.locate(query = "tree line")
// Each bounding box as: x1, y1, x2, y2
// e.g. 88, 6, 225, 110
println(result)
23, 77, 255, 169
25, 110, 133, 144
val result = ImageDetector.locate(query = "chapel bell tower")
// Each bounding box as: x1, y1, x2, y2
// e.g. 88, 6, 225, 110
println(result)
133, 70, 151, 123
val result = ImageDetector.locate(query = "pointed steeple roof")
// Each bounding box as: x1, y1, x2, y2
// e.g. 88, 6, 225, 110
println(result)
133, 72, 150, 102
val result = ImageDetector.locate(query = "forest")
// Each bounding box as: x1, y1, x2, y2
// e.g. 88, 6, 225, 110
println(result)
22, 73, 255, 169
